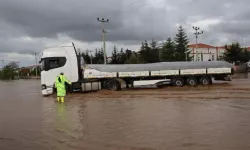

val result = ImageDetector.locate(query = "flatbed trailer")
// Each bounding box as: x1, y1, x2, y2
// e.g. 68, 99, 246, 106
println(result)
40, 43, 234, 96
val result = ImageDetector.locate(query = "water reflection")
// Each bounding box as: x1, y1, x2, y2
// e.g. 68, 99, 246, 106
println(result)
1, 77, 250, 149
233, 72, 249, 79
55, 103, 67, 130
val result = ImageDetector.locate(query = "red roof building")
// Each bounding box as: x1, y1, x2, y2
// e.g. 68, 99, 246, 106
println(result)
188, 43, 216, 49
187, 43, 250, 61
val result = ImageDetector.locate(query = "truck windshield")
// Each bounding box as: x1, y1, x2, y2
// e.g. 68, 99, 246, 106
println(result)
39, 57, 66, 71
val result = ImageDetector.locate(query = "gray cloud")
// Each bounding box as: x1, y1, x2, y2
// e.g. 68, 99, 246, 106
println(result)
0, 0, 123, 39
0, 0, 250, 56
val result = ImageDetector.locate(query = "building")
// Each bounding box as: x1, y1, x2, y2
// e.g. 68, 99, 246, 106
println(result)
27, 65, 41, 72
188, 43, 222, 61
188, 43, 250, 61
19, 65, 41, 77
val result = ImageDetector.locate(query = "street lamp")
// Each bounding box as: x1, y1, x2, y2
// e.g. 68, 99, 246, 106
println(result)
97, 17, 109, 64
193, 26, 204, 61
33, 52, 39, 79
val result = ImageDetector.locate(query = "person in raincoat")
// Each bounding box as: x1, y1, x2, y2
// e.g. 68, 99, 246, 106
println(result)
55, 72, 71, 102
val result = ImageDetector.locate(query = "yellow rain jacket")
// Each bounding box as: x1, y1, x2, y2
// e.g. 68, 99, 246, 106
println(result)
55, 74, 71, 97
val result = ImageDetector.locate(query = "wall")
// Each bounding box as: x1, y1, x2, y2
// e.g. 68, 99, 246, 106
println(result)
189, 47, 218, 61
188, 45, 226, 61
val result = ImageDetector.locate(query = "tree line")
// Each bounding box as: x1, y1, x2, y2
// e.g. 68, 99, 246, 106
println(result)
0, 61, 41, 80
1, 25, 250, 80
222, 42, 250, 65
82, 26, 250, 65
82, 25, 192, 64
0, 61, 19, 80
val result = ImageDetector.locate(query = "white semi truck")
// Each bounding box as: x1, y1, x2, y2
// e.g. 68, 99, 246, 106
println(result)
40, 43, 234, 96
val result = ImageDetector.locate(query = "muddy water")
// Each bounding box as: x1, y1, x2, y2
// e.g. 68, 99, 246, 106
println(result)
1, 74, 250, 150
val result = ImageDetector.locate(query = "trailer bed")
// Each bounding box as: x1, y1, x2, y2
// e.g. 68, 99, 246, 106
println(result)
85, 61, 233, 72
82, 61, 234, 79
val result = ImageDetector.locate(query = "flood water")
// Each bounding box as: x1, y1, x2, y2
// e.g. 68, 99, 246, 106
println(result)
1, 73, 250, 150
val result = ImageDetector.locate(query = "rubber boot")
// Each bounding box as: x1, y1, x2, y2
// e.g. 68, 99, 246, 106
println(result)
61, 97, 64, 103
57, 97, 60, 102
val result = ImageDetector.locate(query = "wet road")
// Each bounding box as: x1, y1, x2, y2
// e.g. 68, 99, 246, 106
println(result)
1, 74, 250, 150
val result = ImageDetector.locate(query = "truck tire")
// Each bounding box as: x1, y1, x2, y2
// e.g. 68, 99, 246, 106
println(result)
186, 77, 198, 86
200, 76, 211, 85
107, 80, 121, 91
172, 77, 184, 87
102, 80, 110, 89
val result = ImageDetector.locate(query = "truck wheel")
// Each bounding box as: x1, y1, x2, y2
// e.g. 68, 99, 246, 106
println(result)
172, 78, 184, 87
107, 80, 121, 91
186, 77, 198, 86
200, 76, 211, 85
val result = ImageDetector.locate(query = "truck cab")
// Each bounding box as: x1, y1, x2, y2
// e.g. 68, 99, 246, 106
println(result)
40, 43, 82, 96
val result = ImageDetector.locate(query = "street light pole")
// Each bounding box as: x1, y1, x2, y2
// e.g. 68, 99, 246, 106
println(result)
13, 61, 20, 79
193, 26, 203, 61
33, 52, 38, 79
97, 17, 109, 64
242, 36, 244, 48
185, 51, 188, 62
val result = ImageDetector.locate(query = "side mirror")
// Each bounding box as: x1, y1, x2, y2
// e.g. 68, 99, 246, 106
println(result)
44, 67, 49, 71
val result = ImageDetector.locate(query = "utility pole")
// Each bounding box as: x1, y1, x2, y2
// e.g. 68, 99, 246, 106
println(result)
185, 51, 187, 62
193, 26, 203, 61
97, 17, 109, 64
12, 61, 20, 79
242, 36, 244, 48
17, 61, 20, 79
33, 52, 38, 79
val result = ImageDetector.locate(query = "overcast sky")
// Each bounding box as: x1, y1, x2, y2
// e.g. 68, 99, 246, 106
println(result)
0, 0, 249, 67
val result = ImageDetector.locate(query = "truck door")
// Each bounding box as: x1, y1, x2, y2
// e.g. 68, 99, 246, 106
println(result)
43, 57, 68, 88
